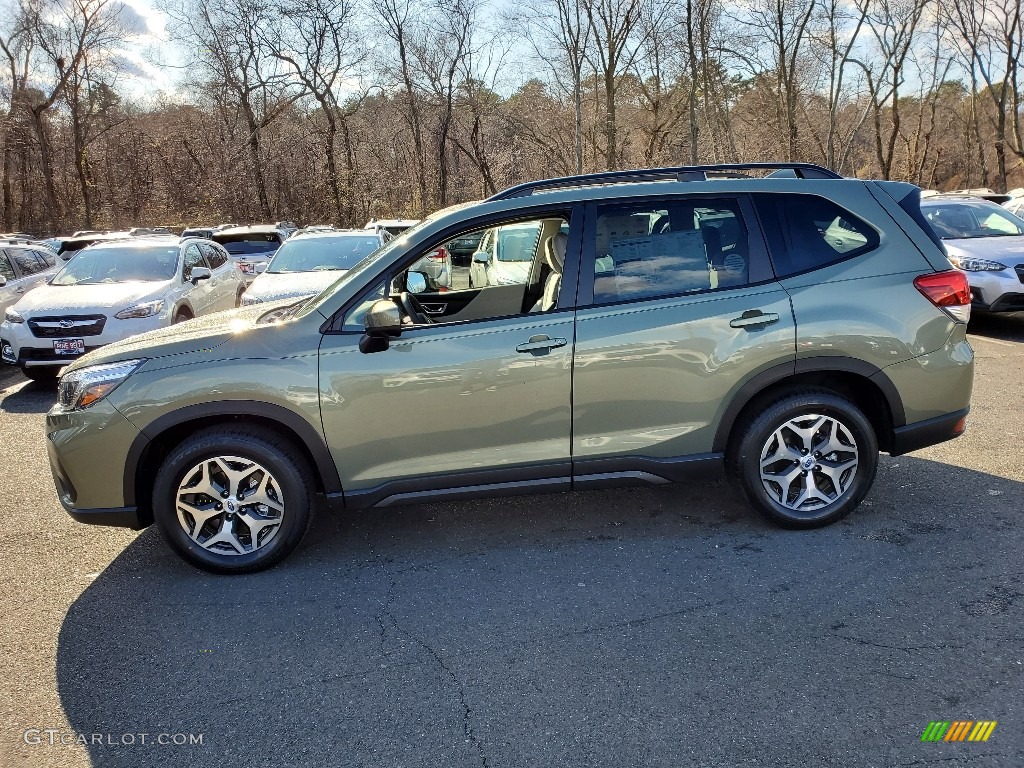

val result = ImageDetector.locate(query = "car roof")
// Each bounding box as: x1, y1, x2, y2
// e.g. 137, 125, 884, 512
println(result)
291, 228, 382, 240
921, 195, 1001, 206
215, 224, 282, 234
82, 237, 182, 249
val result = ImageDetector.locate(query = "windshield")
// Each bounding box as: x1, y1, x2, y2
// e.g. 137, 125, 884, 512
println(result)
268, 235, 382, 274
923, 202, 1024, 239
50, 245, 179, 285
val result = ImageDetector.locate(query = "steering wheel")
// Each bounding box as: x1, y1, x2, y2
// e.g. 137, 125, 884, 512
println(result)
398, 291, 433, 325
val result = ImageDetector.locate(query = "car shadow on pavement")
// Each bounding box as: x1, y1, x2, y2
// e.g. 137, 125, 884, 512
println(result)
52, 455, 1023, 767
968, 311, 1024, 342
0, 373, 57, 415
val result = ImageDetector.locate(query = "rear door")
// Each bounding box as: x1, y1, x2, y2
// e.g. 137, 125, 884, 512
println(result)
571, 194, 797, 480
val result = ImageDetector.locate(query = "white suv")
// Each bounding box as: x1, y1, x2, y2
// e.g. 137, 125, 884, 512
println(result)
1, 238, 246, 380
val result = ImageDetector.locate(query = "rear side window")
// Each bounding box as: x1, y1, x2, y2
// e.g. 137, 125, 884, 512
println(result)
754, 194, 879, 278
0, 253, 14, 280
590, 198, 751, 304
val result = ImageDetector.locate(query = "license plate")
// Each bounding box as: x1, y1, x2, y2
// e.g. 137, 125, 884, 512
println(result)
53, 338, 85, 356
240, 263, 254, 274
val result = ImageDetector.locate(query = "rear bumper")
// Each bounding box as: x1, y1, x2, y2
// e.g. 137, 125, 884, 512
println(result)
890, 408, 969, 456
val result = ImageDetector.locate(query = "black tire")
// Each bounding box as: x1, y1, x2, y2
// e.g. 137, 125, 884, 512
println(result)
152, 425, 315, 574
172, 310, 192, 324
729, 389, 878, 528
21, 365, 58, 382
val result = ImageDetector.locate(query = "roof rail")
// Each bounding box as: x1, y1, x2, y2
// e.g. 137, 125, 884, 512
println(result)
488, 162, 841, 201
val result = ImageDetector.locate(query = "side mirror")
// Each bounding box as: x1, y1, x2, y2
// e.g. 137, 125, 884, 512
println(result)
472, 250, 489, 264
361, 299, 402, 353
0, 275, 6, 287
406, 271, 427, 294
254, 262, 268, 274
190, 266, 212, 284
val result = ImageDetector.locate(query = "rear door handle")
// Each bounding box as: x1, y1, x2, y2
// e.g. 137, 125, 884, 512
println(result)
730, 310, 779, 329
516, 335, 568, 354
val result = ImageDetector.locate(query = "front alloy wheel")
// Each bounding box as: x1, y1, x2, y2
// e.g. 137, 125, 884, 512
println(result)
153, 426, 314, 573
176, 456, 285, 555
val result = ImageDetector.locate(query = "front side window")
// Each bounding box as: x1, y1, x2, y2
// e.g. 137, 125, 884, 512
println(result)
754, 194, 879, 278
590, 199, 750, 305
200, 243, 227, 269
183, 245, 207, 281
50, 246, 180, 286
9, 248, 49, 276
343, 213, 571, 331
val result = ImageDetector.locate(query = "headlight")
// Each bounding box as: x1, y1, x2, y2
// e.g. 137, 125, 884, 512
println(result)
114, 300, 164, 319
241, 293, 262, 305
57, 359, 145, 411
4, 308, 24, 323
948, 256, 1007, 272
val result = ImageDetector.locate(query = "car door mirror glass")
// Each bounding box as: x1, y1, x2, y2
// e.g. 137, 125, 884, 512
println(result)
472, 250, 489, 264
190, 266, 212, 284
405, 271, 427, 294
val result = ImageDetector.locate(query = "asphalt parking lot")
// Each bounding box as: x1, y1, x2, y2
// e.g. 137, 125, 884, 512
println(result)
1, 315, 1023, 767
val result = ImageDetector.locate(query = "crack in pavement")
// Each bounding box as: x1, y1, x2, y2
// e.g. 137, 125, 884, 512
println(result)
369, 542, 490, 768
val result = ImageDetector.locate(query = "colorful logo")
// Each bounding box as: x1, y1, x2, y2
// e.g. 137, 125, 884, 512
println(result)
921, 721, 997, 742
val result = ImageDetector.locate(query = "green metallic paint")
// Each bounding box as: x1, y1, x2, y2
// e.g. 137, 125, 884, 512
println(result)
573, 284, 796, 459
876, 324, 974, 425
318, 312, 575, 491
46, 400, 141, 510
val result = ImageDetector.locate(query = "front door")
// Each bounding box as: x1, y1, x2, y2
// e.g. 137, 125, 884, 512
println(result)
318, 208, 581, 507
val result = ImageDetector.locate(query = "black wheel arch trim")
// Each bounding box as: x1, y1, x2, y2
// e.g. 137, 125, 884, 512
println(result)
711, 355, 906, 453
123, 400, 342, 507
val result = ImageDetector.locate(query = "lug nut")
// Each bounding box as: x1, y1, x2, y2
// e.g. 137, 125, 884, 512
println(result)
221, 491, 229, 498
801, 470, 808, 476
801, 448, 808, 455
215, 503, 222, 510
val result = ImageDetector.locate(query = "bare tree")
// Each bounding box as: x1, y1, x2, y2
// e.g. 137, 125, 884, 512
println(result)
583, 0, 644, 169
264, 0, 364, 223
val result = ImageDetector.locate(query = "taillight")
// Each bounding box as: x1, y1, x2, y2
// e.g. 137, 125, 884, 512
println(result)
914, 270, 971, 323
427, 247, 447, 262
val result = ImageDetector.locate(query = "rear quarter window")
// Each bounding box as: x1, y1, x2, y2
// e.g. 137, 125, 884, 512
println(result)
754, 194, 880, 278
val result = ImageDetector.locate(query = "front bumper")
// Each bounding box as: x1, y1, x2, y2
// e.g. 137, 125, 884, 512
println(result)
46, 399, 148, 528
2, 315, 163, 368
968, 268, 1024, 311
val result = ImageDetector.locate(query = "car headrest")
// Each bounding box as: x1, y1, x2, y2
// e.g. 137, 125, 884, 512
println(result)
546, 232, 567, 275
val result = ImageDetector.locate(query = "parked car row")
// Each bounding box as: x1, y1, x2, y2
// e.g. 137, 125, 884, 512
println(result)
2, 237, 247, 380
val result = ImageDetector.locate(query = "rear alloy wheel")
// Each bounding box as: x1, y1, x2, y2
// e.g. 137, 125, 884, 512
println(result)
153, 426, 314, 573
731, 391, 878, 528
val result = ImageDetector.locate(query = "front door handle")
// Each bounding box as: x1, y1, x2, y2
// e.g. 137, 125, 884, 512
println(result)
516, 335, 568, 354
730, 310, 779, 329
421, 303, 448, 314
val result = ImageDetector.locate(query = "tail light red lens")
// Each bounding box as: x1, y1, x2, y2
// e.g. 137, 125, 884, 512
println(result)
427, 247, 447, 262
914, 270, 971, 322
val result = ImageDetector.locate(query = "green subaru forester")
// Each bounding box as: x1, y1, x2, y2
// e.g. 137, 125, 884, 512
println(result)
45, 164, 975, 573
